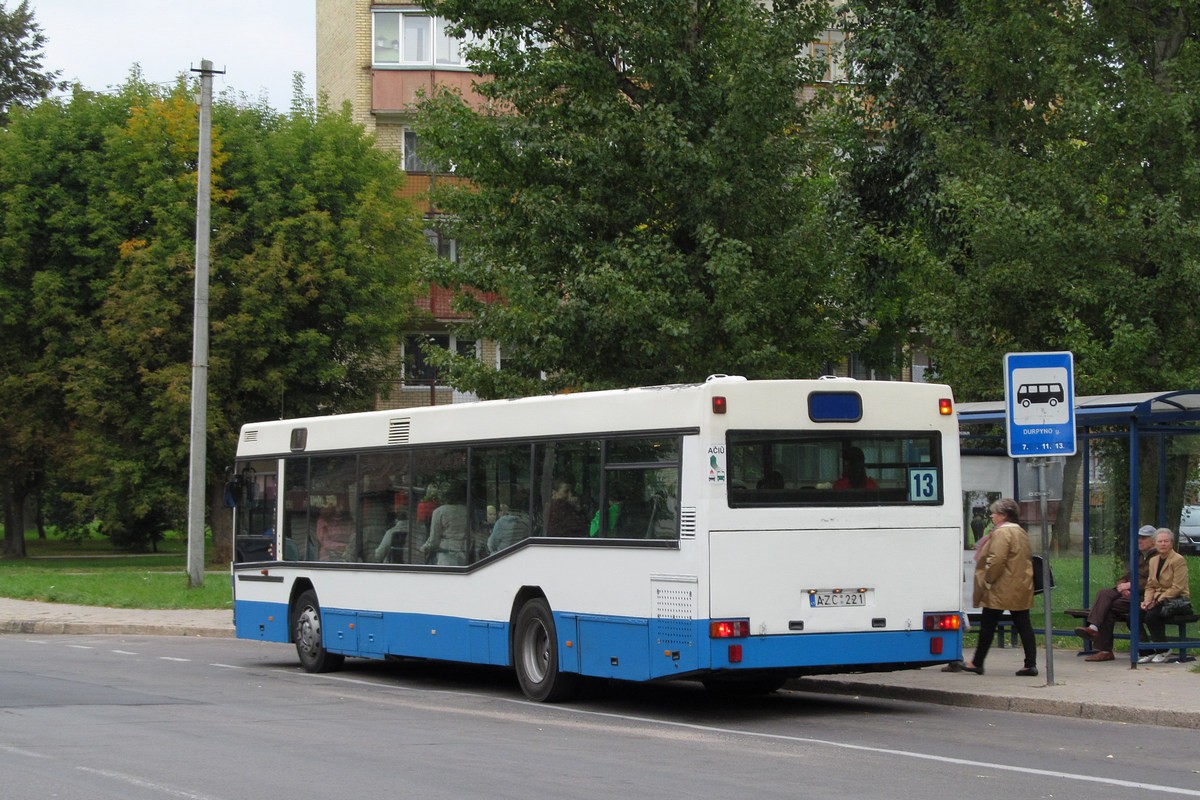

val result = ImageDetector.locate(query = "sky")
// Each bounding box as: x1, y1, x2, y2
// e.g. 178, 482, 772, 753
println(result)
27, 0, 317, 111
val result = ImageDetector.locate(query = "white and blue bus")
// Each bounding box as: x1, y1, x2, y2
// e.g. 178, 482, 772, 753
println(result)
229, 375, 963, 700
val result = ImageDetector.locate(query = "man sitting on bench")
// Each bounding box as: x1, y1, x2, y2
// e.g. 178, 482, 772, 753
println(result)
1074, 525, 1156, 662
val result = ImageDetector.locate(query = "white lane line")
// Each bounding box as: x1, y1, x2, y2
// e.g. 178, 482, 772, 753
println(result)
111, 650, 139, 655
77, 767, 225, 800
66, 645, 93, 650
293, 670, 1200, 798
561, 708, 1200, 798
159, 657, 191, 662
209, 663, 244, 669
0, 744, 50, 759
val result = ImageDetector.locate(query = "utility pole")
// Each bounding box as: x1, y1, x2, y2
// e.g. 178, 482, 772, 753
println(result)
186, 60, 224, 589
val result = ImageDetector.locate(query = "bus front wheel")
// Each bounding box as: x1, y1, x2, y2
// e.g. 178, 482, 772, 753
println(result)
513, 598, 579, 702
292, 590, 344, 673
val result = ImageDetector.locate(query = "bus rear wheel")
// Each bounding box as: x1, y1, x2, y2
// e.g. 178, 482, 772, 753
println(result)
292, 590, 344, 673
513, 598, 579, 702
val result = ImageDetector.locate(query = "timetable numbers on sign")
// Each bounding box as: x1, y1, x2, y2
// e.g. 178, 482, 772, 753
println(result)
809, 589, 871, 608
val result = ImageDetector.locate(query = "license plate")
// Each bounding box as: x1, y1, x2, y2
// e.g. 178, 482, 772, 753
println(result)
809, 590, 870, 608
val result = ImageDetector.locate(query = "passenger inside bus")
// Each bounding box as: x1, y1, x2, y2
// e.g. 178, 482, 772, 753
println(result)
420, 481, 469, 565
316, 500, 355, 561
833, 447, 878, 490
544, 479, 587, 537
489, 487, 532, 553
373, 512, 408, 563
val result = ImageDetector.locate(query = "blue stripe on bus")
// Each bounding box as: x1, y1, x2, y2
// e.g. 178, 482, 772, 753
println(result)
234, 600, 290, 641
234, 600, 961, 679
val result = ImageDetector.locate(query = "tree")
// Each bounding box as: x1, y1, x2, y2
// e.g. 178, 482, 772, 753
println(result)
0, 84, 134, 557
415, 0, 859, 396
0, 0, 62, 125
0, 76, 426, 556
839, 0, 1200, 399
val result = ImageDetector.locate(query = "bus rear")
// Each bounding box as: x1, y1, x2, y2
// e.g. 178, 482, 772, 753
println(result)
699, 377, 963, 682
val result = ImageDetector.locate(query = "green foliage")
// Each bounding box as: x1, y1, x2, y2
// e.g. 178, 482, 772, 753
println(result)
841, 0, 1200, 400
0, 75, 425, 552
417, 0, 857, 395
0, 0, 62, 124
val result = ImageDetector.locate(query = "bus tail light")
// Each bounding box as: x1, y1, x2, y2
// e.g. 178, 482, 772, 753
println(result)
939, 398, 953, 415
923, 613, 962, 632
712, 396, 727, 414
710, 620, 750, 638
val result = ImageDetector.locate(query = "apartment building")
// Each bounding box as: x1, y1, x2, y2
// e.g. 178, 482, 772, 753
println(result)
317, 0, 495, 408
316, 2, 919, 398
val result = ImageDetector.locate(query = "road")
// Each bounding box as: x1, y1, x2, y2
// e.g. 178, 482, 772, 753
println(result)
2, 634, 1198, 799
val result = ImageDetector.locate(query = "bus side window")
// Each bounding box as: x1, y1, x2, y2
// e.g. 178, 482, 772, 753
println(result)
534, 440, 600, 538
473, 443, 534, 557
599, 435, 681, 539
311, 455, 358, 563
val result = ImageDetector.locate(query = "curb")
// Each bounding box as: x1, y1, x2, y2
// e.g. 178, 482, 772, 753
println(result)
0, 619, 235, 639
797, 678, 1200, 730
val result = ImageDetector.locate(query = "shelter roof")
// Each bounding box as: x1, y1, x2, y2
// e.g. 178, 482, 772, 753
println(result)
957, 390, 1200, 427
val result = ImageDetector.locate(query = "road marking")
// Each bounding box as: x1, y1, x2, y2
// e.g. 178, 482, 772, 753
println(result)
111, 650, 139, 655
0, 745, 50, 759
209, 663, 244, 669
77, 767, 225, 800
559, 708, 1200, 798
159, 657, 191, 662
66, 645, 93, 650
294, 670, 1200, 798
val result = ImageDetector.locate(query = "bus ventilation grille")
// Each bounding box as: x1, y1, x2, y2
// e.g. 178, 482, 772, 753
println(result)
653, 582, 697, 647
243, 430, 258, 442
679, 507, 697, 539
388, 418, 411, 445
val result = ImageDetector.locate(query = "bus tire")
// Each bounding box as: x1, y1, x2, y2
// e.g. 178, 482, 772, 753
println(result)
292, 590, 344, 673
513, 598, 579, 702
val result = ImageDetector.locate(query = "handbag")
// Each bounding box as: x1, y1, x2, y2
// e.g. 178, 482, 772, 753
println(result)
1031, 554, 1055, 595
1160, 596, 1194, 617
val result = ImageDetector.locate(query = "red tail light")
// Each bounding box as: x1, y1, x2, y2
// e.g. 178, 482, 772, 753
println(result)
939, 398, 953, 415
924, 613, 962, 632
710, 620, 750, 638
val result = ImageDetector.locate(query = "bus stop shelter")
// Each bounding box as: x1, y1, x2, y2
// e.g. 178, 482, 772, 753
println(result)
957, 390, 1200, 666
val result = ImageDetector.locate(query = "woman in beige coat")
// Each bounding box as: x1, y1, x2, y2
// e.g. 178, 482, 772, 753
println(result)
961, 498, 1038, 676
1138, 528, 1191, 663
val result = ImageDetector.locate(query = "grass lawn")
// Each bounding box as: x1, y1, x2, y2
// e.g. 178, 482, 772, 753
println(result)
0, 532, 232, 610
2, 532, 1194, 626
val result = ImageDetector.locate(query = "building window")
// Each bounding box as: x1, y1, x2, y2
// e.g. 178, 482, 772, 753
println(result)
403, 333, 449, 385
403, 333, 477, 386
424, 228, 458, 263
404, 130, 436, 173
373, 11, 473, 68
809, 29, 847, 83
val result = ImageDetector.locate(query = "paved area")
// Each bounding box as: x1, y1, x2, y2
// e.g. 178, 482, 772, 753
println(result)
1, 597, 1196, 728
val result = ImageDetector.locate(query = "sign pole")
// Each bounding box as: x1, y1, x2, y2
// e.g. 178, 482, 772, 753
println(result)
1035, 459, 1055, 686
1004, 351, 1076, 688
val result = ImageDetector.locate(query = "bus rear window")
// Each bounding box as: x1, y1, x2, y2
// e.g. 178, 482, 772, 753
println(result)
726, 431, 942, 507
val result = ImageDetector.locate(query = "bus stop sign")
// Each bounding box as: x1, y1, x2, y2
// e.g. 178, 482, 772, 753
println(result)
1004, 351, 1076, 458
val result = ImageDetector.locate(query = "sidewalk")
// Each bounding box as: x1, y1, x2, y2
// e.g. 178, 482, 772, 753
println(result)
0, 597, 234, 639
1, 598, 1195, 728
